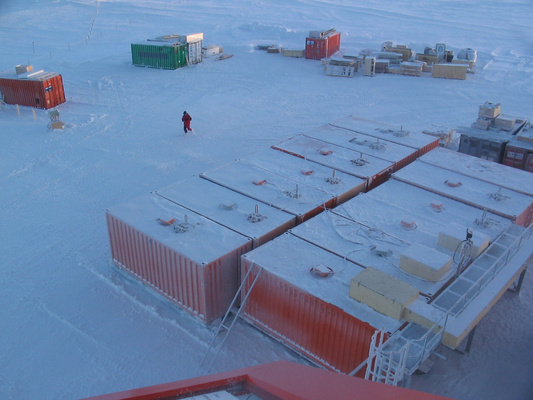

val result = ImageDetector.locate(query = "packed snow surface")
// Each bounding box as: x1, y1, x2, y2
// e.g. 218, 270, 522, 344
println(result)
0, 1, 532, 399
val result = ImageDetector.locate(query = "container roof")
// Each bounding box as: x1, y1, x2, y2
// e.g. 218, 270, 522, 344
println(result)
303, 124, 420, 163
417, 147, 533, 196
155, 175, 297, 238
106, 193, 251, 264
1, 69, 59, 81
272, 134, 394, 179
330, 115, 438, 149
200, 160, 336, 218
392, 160, 533, 221
239, 147, 366, 197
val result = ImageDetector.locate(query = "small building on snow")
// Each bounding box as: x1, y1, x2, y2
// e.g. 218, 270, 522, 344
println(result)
131, 33, 203, 69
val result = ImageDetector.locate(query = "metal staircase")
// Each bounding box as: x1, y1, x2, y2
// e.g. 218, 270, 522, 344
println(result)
198, 263, 263, 372
365, 330, 408, 386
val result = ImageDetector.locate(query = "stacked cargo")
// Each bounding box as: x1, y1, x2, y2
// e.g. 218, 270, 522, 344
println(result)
0, 65, 66, 109
457, 102, 531, 168
325, 57, 358, 77
432, 63, 468, 80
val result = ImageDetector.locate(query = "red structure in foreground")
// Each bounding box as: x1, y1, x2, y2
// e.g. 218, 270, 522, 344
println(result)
81, 360, 454, 400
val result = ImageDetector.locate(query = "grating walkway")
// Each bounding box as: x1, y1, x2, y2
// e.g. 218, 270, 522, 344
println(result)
366, 222, 532, 385
432, 223, 530, 316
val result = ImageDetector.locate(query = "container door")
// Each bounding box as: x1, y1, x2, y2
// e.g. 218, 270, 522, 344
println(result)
174, 44, 188, 68
187, 41, 203, 64
525, 153, 533, 172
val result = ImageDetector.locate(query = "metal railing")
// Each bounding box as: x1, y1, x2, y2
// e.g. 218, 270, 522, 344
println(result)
363, 223, 532, 385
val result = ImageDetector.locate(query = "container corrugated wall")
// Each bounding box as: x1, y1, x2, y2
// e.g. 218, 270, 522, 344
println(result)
0, 74, 65, 109
131, 43, 187, 69
525, 153, 533, 173
106, 211, 252, 323
240, 257, 377, 376
305, 33, 341, 60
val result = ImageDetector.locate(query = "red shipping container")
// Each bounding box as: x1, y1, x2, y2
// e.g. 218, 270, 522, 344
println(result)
0, 70, 66, 109
240, 234, 400, 375
503, 144, 527, 170
305, 30, 341, 60
106, 193, 253, 323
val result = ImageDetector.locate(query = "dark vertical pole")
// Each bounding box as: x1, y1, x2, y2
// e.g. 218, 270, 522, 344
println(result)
465, 325, 477, 353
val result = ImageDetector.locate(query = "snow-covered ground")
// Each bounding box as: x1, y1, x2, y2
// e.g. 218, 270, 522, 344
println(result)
1, 1, 532, 399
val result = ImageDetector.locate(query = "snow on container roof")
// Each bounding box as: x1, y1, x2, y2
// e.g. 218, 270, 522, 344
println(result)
302, 124, 419, 164
154, 175, 297, 248
418, 147, 533, 197
345, 179, 510, 242
0, 68, 59, 81
200, 160, 336, 223
272, 134, 394, 180
239, 147, 367, 206
330, 115, 439, 150
392, 160, 533, 226
241, 232, 402, 336
107, 193, 251, 264
289, 209, 452, 297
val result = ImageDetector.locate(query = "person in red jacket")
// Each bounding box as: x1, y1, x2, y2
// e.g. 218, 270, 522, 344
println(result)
182, 111, 193, 133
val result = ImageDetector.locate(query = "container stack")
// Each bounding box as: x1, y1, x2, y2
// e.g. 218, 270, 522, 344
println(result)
457, 102, 531, 168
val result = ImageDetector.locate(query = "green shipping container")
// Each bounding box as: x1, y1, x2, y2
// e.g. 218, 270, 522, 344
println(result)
131, 40, 188, 70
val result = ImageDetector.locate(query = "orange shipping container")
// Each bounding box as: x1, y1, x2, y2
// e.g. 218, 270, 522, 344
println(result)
503, 144, 528, 170
240, 233, 401, 375
0, 70, 66, 109
106, 193, 253, 323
